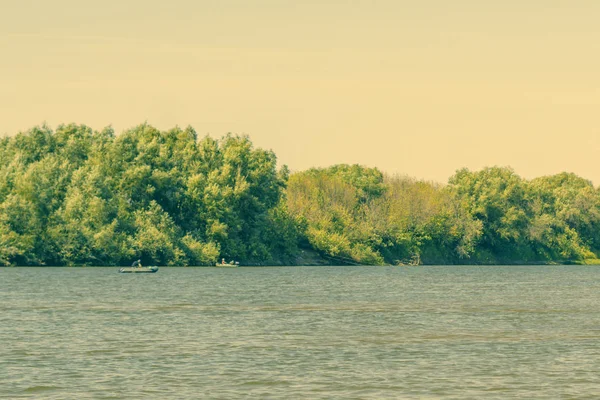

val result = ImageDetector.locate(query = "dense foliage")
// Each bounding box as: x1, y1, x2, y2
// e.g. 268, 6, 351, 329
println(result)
0, 124, 293, 266
286, 166, 480, 265
1, 124, 600, 266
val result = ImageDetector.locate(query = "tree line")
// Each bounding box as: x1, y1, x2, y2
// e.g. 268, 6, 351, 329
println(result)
1, 124, 599, 266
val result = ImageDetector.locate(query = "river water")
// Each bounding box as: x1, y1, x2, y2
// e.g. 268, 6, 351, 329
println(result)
2, 265, 600, 399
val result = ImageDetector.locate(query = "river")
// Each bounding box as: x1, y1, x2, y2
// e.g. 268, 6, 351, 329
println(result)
2, 265, 600, 399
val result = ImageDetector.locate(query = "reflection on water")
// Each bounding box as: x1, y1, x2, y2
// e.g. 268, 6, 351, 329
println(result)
2, 266, 600, 399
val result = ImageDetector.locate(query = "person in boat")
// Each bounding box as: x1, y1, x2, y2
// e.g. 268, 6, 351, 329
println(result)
221, 258, 226, 265
131, 259, 142, 268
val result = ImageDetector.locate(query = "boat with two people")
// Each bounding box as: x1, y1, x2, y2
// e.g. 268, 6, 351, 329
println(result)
119, 259, 159, 273
215, 258, 239, 268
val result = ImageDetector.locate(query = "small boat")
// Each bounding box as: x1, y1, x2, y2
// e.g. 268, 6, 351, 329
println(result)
119, 266, 159, 273
215, 262, 239, 268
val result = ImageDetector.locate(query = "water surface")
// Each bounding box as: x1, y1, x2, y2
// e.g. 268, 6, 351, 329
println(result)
2, 266, 600, 398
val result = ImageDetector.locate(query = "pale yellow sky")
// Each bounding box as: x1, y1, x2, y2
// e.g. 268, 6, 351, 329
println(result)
1, 1, 599, 183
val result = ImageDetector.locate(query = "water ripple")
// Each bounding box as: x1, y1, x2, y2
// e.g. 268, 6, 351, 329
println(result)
2, 265, 600, 398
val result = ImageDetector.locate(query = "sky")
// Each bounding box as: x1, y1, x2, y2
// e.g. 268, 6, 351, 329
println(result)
1, 0, 599, 184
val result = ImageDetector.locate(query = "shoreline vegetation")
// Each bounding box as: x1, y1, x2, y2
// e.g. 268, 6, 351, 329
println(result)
2, 123, 600, 267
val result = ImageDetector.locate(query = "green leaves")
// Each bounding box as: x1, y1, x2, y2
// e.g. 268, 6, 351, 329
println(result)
1, 123, 599, 266
448, 167, 600, 263
0, 218, 30, 266
0, 124, 289, 266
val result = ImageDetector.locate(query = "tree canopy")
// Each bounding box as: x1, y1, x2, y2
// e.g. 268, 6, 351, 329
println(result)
0, 124, 291, 266
1, 124, 600, 266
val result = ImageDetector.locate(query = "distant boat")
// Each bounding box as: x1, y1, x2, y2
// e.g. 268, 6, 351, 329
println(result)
119, 266, 159, 273
215, 261, 239, 268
